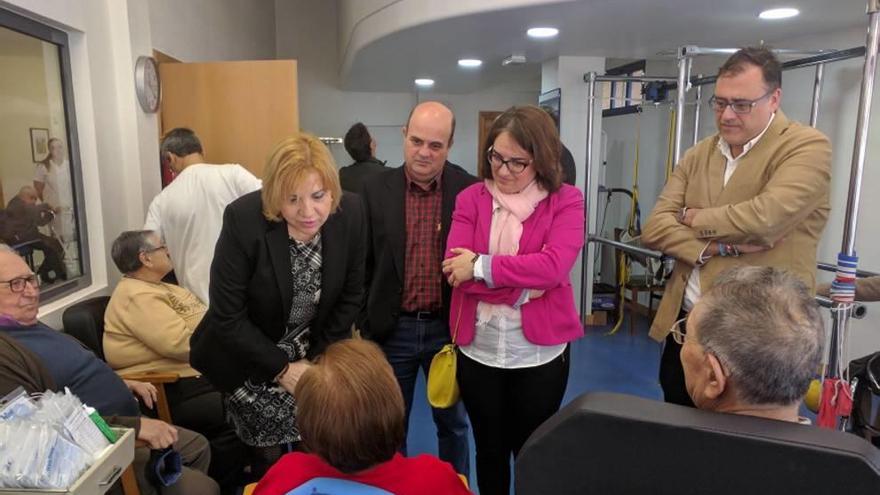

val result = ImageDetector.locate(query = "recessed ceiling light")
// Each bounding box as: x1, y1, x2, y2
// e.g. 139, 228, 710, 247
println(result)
458, 58, 483, 68
414, 78, 435, 87
527, 27, 559, 39
759, 8, 799, 20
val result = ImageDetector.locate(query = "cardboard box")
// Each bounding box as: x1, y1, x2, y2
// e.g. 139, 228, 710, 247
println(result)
0, 428, 135, 495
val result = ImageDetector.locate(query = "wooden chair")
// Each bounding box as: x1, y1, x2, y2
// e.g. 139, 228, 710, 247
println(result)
62, 296, 180, 495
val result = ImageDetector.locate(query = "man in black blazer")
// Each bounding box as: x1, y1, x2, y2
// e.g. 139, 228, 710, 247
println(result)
360, 101, 476, 478
339, 122, 387, 193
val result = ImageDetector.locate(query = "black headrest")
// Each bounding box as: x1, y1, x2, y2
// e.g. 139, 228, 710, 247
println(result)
515, 392, 880, 495
61, 296, 111, 359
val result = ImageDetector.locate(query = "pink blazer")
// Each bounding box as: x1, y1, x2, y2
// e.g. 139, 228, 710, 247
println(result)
446, 182, 585, 346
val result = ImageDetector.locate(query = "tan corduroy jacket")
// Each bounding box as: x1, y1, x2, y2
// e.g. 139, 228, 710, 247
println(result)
642, 111, 831, 341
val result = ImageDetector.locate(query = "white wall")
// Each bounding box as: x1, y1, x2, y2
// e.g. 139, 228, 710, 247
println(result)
148, 0, 276, 62
274, 0, 540, 174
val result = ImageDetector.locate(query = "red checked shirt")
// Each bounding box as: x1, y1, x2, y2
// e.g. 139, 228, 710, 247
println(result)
402, 169, 443, 312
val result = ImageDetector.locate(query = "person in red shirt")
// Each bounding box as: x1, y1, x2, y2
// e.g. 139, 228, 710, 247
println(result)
253, 339, 470, 495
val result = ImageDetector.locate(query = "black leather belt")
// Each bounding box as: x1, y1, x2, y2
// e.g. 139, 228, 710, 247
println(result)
400, 310, 440, 320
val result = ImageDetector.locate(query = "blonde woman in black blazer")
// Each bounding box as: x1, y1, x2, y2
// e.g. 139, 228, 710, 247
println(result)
190, 133, 365, 473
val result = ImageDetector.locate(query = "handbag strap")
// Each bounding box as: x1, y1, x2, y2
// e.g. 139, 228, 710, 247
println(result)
450, 296, 462, 346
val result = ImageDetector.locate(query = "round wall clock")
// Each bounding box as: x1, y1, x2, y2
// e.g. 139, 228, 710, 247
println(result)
135, 55, 161, 113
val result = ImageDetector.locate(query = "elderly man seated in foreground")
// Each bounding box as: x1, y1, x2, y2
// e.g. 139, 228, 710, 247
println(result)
676, 265, 824, 423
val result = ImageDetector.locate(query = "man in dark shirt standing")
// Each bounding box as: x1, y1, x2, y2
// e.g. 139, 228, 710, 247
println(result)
338, 122, 386, 193
360, 101, 475, 478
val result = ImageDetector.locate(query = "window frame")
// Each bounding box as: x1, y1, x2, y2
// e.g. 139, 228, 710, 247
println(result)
1, 8, 93, 302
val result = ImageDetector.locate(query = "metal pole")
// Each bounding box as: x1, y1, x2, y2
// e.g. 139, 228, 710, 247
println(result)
580, 72, 598, 322
592, 75, 679, 83
673, 48, 691, 164
810, 63, 825, 127
685, 46, 831, 57
827, 0, 880, 379
693, 76, 703, 146
588, 236, 663, 260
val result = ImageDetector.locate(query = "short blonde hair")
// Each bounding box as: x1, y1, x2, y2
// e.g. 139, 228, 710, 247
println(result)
261, 133, 342, 221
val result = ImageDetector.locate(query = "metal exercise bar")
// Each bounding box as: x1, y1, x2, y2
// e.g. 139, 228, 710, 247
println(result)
673, 51, 691, 164
580, 72, 599, 322
815, 296, 867, 320
682, 46, 831, 57
689, 46, 867, 87
588, 74, 679, 83
693, 79, 703, 145
810, 63, 825, 127
588, 235, 663, 260
827, 0, 879, 381
817, 262, 878, 278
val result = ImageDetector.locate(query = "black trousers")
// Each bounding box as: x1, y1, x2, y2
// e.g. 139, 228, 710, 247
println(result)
659, 310, 696, 407
458, 347, 570, 495
163, 376, 248, 492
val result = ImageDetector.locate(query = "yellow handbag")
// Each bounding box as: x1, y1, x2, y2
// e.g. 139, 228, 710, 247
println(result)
427, 303, 462, 408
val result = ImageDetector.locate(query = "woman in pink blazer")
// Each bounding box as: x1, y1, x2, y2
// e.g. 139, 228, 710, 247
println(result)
442, 105, 585, 494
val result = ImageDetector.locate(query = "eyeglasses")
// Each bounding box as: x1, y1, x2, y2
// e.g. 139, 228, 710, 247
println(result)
487, 147, 531, 175
0, 275, 40, 293
669, 316, 689, 345
708, 89, 775, 114
140, 244, 168, 255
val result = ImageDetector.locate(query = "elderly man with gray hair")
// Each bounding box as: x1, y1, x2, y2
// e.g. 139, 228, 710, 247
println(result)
675, 266, 824, 423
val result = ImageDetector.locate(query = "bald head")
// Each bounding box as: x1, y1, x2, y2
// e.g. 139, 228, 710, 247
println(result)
405, 101, 455, 145
17, 186, 38, 206
402, 101, 456, 185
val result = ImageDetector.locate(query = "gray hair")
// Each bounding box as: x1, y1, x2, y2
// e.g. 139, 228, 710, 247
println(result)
160, 128, 203, 158
0, 243, 16, 255
697, 266, 824, 406
110, 230, 155, 274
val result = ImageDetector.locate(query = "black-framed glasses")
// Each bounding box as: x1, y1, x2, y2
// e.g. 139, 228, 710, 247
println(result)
669, 316, 688, 345
0, 275, 40, 293
487, 147, 532, 175
708, 89, 775, 114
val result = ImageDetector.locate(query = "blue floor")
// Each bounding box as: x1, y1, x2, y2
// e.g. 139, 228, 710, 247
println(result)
406, 312, 663, 492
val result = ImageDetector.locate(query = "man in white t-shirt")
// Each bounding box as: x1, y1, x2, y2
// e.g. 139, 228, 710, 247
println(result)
144, 128, 261, 304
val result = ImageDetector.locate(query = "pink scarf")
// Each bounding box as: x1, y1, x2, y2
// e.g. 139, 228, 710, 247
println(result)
485, 179, 548, 256
476, 179, 548, 322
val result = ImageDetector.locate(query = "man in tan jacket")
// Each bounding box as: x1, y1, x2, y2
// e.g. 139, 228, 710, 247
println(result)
642, 47, 831, 406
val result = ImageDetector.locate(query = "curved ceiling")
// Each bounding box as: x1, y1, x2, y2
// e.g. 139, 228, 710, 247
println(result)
342, 0, 867, 94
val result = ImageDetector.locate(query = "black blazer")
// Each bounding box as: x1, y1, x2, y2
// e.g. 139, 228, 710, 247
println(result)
190, 190, 365, 392
339, 158, 387, 193
359, 162, 478, 343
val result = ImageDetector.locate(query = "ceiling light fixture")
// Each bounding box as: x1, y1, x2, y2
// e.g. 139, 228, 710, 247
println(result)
758, 8, 799, 20
414, 78, 435, 87
458, 58, 483, 68
527, 27, 559, 38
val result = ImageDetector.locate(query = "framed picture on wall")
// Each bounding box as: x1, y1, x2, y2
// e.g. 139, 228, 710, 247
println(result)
30, 127, 50, 162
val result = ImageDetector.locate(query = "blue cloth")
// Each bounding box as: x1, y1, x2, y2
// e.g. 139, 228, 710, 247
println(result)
380, 316, 470, 479
0, 323, 139, 416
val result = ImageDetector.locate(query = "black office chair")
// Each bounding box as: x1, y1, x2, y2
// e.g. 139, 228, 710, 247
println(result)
62, 296, 178, 422
515, 392, 880, 495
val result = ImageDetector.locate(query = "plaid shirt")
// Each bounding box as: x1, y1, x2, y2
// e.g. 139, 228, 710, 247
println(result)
402, 169, 443, 312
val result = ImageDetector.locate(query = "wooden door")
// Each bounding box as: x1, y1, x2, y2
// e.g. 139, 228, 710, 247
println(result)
159, 60, 298, 179
478, 111, 503, 177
